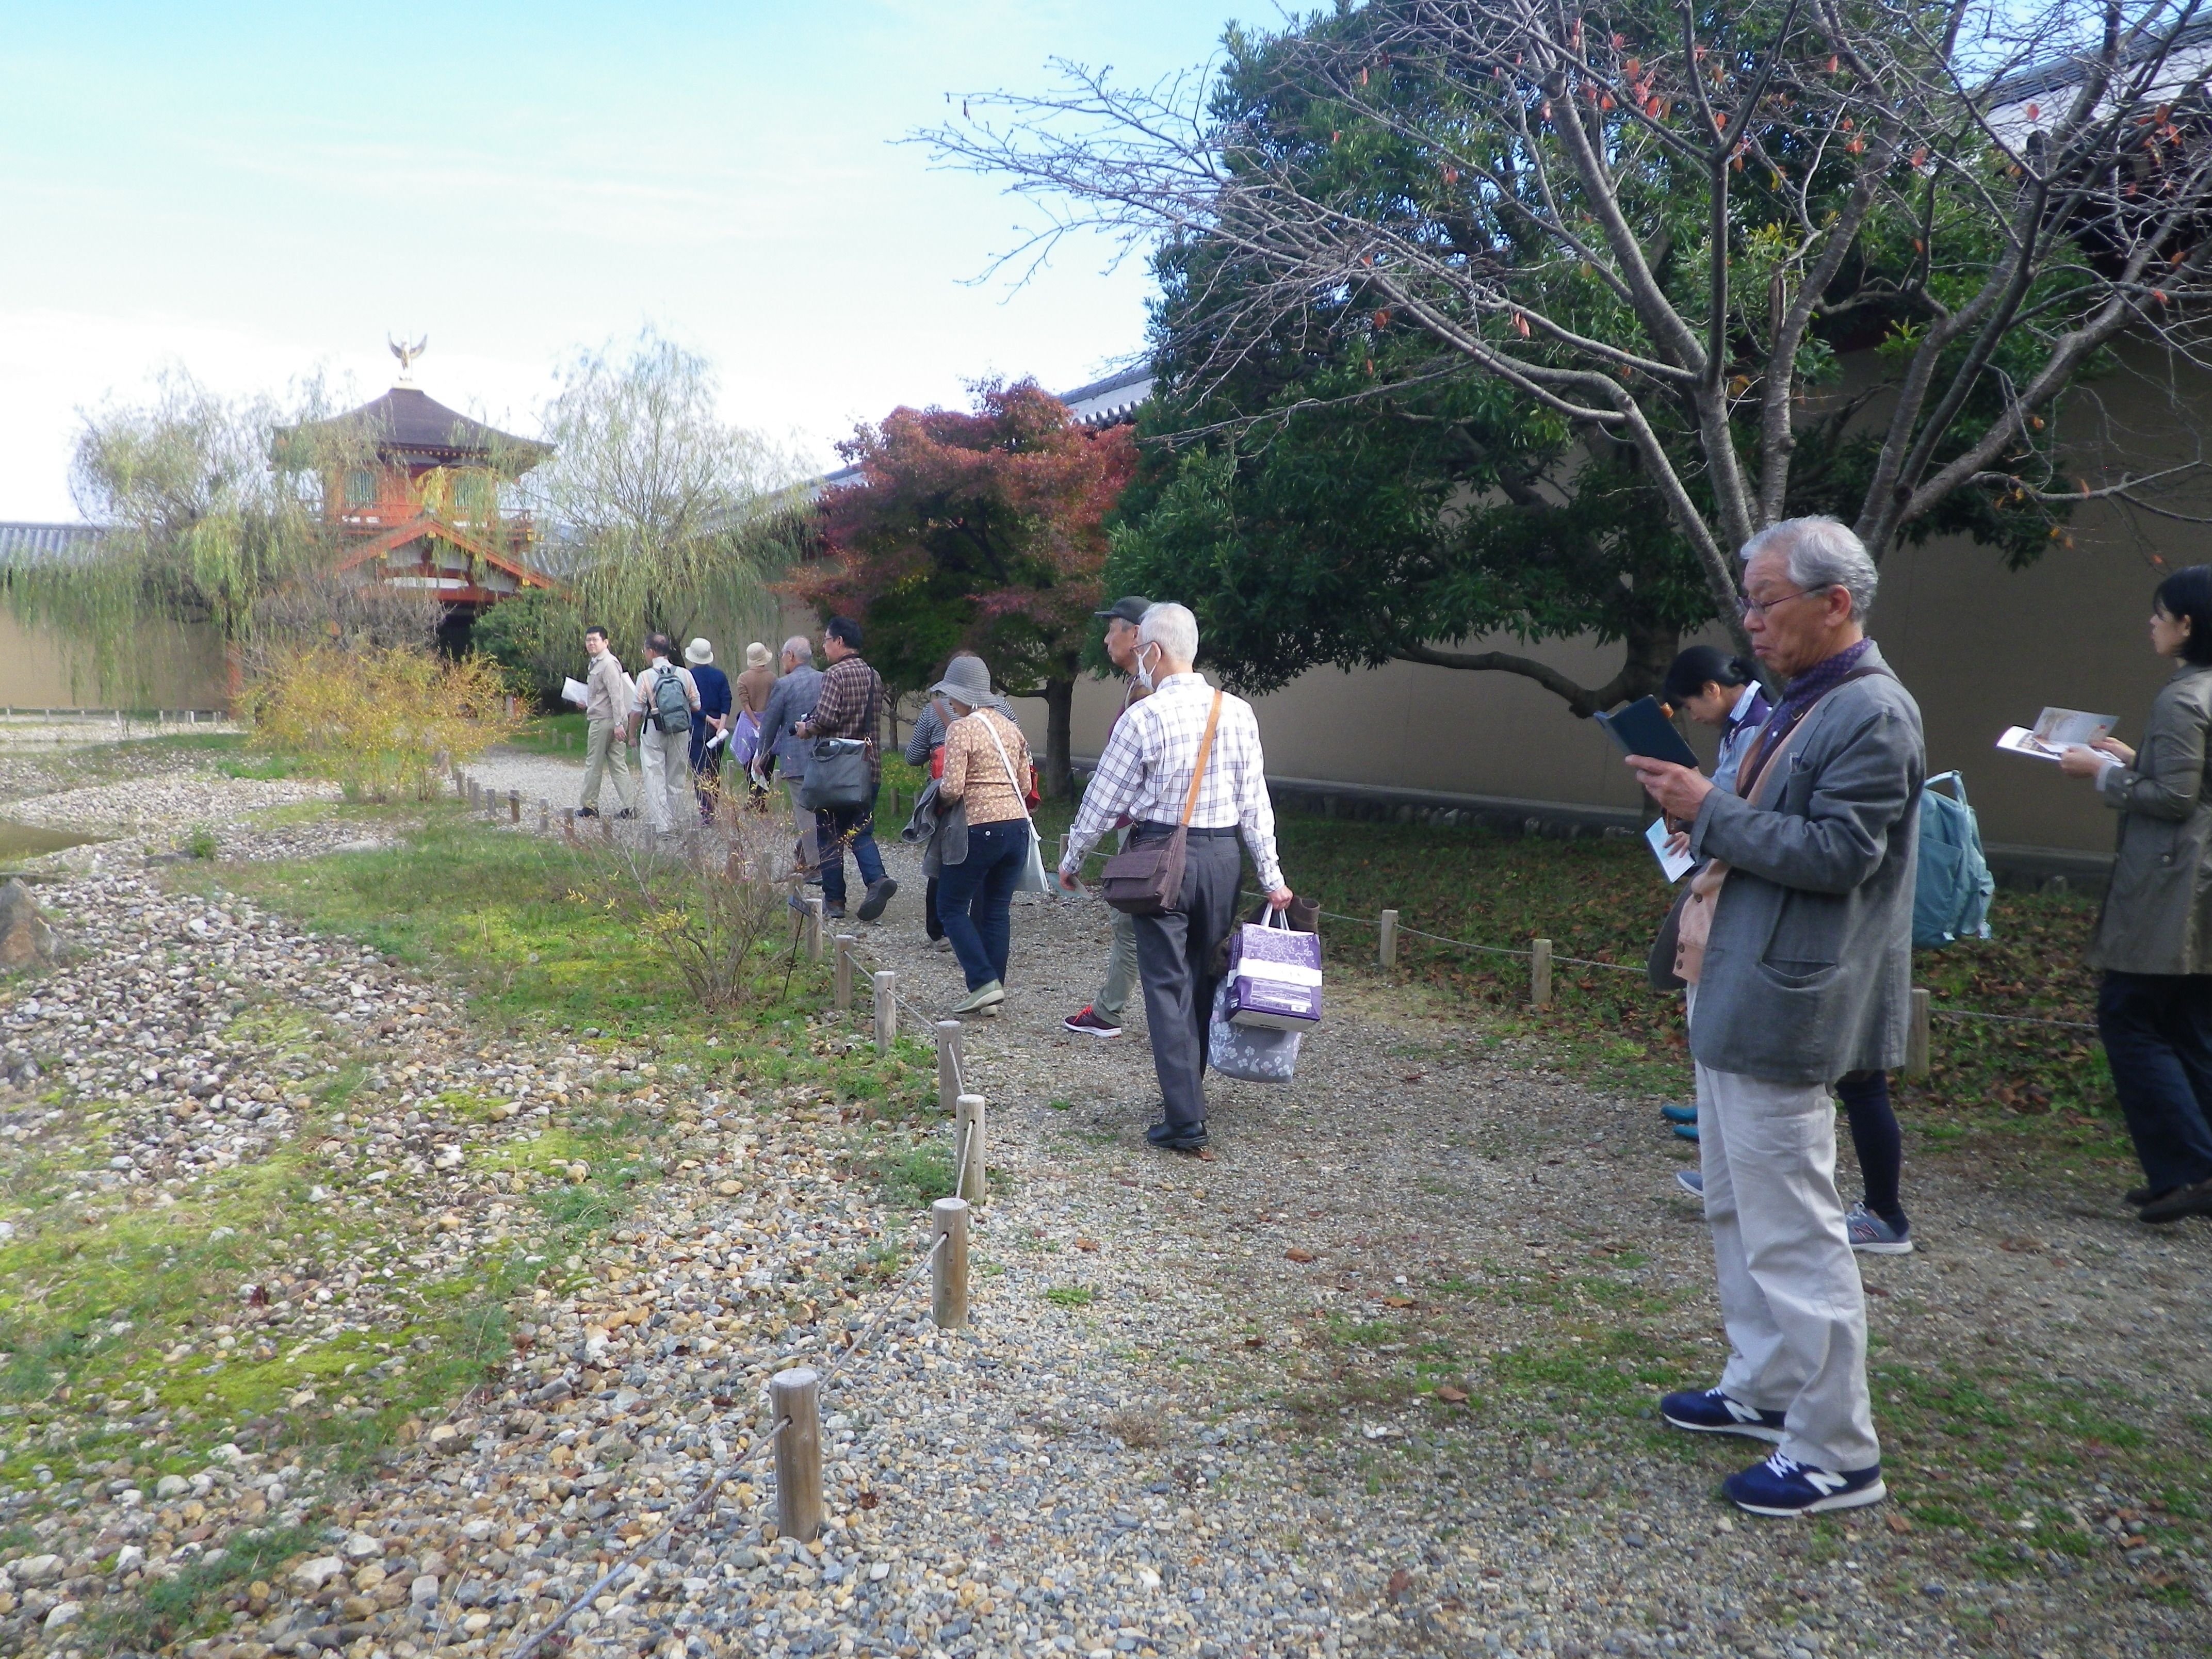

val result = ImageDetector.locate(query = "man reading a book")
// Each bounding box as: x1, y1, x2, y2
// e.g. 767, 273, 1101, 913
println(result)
1622, 516, 1925, 1519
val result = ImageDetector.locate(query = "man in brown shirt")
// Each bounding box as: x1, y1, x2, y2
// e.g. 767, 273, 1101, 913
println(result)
793, 616, 897, 922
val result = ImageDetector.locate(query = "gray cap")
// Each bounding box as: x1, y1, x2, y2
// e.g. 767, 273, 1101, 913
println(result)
1093, 594, 1151, 626
927, 655, 1008, 711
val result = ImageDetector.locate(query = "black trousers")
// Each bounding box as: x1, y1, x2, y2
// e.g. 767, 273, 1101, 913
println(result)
1130, 828, 1244, 1132
2099, 970, 2212, 1191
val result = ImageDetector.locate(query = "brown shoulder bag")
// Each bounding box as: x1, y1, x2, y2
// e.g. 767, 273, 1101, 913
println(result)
1098, 691, 1223, 916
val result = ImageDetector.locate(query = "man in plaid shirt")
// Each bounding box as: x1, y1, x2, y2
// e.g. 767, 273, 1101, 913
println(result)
1060, 602, 1293, 1151
795, 615, 898, 923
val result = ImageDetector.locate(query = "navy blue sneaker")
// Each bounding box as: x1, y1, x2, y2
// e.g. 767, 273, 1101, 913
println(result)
1674, 1168, 1705, 1199
1723, 1451, 1885, 1517
1672, 1122, 1700, 1142
1660, 1388, 1785, 1443
1660, 1102, 1698, 1125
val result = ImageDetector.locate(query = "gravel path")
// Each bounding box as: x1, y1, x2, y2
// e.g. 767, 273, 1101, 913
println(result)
0, 746, 2204, 1659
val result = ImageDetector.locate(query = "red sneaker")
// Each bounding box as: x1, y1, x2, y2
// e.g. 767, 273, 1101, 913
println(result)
1062, 1005, 1122, 1037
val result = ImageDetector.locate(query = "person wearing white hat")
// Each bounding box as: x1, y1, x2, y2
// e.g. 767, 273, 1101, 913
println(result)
684, 638, 733, 823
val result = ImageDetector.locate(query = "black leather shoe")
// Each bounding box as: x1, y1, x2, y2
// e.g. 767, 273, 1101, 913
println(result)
576, 806, 599, 819
2125, 1183, 2179, 1208
1145, 1119, 1208, 1151
856, 876, 899, 922
2138, 1178, 2212, 1224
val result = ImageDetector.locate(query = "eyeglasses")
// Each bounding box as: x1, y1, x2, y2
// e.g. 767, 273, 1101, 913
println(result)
1736, 584, 1832, 620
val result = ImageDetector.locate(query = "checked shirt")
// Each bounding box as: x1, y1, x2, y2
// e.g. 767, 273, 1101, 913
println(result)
1063, 672, 1283, 892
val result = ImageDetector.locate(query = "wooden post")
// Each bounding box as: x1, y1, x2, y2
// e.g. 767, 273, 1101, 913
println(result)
562, 807, 577, 842
508, 789, 522, 823
935, 1020, 963, 1115
1905, 986, 1932, 1079
954, 1095, 986, 1205
769, 1368, 822, 1542
538, 797, 550, 833
931, 1198, 969, 1330
873, 970, 896, 1053
803, 893, 825, 963
1530, 938, 1553, 1009
834, 934, 856, 1012
1379, 908, 1399, 970
599, 810, 614, 845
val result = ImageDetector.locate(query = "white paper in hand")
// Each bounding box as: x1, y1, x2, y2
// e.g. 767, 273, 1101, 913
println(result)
560, 677, 590, 707
1646, 818, 1695, 883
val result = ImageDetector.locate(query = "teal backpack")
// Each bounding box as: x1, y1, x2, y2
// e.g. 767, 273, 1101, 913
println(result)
1913, 771, 1994, 948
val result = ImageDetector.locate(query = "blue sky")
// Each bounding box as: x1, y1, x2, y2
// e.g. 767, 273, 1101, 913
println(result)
0, 1, 1265, 518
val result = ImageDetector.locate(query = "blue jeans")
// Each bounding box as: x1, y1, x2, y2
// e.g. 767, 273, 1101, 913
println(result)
2098, 971, 2212, 1192
936, 819, 1030, 990
814, 790, 886, 908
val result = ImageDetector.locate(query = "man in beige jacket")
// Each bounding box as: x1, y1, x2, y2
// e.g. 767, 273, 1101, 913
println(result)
578, 626, 637, 819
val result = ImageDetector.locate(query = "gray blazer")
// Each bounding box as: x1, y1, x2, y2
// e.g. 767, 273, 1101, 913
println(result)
757, 664, 823, 778
1685, 644, 1926, 1084
2088, 662, 2212, 976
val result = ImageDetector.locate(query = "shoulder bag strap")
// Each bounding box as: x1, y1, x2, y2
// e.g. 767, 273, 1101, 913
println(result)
1180, 691, 1225, 828
980, 714, 1037, 826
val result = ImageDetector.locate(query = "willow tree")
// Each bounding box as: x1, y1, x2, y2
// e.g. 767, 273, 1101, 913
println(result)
530, 329, 812, 660
933, 0, 2212, 705
1, 370, 440, 701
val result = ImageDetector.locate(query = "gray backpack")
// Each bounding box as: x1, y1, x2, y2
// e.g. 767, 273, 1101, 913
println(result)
650, 666, 691, 736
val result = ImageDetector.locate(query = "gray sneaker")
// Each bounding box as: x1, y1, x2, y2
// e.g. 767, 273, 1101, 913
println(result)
1675, 1168, 1704, 1199
1846, 1201, 1913, 1254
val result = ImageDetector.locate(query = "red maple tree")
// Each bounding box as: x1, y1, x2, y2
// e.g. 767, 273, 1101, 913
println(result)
787, 378, 1136, 798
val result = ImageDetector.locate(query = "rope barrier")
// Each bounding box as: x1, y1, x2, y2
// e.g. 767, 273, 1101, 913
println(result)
1932, 1006, 2100, 1032
505, 1227, 955, 1659
507, 1414, 787, 1659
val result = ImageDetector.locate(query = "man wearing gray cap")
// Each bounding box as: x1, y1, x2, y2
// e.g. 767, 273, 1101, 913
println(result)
1063, 596, 1151, 1038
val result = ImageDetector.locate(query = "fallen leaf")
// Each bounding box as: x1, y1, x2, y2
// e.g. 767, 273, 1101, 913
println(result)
1286, 1247, 1316, 1263
1383, 1295, 1415, 1308
1388, 1568, 1413, 1600
1076, 1239, 1099, 1253
1999, 1235, 2042, 1253
1244, 1336, 1265, 1348
1885, 1511, 1913, 1534
856, 1491, 879, 1510
1435, 1385, 1469, 1404
1401, 1072, 1426, 1083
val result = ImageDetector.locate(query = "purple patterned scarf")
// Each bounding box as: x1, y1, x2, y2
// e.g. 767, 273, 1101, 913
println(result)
1735, 638, 1876, 796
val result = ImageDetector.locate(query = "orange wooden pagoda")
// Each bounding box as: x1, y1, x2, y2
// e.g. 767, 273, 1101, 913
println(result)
278, 380, 555, 613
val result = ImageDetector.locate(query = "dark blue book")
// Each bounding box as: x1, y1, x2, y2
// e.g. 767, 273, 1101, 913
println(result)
1595, 696, 1701, 769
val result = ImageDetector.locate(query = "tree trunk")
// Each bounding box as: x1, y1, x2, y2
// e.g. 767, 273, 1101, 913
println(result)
1042, 676, 1076, 800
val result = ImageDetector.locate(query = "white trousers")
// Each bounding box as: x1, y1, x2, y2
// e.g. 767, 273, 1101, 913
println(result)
1691, 991, 1880, 1472
639, 728, 690, 833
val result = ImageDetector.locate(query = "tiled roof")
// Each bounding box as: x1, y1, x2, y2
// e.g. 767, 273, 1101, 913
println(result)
0, 522, 103, 564
278, 387, 550, 471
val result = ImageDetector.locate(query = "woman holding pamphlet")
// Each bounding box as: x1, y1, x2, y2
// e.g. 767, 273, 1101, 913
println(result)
2056, 565, 2212, 1224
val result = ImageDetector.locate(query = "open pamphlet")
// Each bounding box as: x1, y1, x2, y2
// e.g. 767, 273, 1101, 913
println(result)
1645, 818, 1695, 883
1996, 707, 2117, 761
560, 676, 590, 707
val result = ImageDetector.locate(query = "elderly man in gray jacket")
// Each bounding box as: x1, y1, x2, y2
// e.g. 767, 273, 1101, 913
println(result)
1629, 516, 1924, 1520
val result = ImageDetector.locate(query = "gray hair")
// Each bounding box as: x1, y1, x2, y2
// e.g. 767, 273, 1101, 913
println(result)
1137, 601, 1200, 663
780, 634, 814, 663
1741, 516, 1878, 620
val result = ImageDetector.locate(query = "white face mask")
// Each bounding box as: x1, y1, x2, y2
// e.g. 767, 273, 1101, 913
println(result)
1134, 643, 1160, 691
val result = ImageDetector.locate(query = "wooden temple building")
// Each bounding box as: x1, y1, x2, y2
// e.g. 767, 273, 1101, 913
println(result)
276, 377, 555, 617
